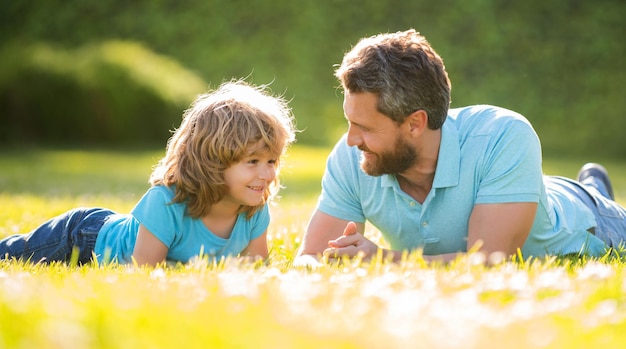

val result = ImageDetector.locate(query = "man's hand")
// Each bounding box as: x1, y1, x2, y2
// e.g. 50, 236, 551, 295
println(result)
292, 254, 324, 268
323, 221, 379, 259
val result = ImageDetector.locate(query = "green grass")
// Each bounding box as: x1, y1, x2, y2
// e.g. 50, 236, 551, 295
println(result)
1, 146, 626, 348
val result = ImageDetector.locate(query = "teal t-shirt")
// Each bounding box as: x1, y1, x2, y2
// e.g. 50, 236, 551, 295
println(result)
94, 185, 269, 264
317, 105, 606, 258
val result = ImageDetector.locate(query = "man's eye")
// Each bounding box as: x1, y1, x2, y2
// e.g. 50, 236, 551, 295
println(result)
349, 122, 368, 132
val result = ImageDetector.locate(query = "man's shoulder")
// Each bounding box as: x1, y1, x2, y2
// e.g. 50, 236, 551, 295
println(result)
448, 105, 534, 136
449, 104, 527, 121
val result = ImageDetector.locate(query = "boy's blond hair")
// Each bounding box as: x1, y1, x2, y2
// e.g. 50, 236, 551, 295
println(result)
150, 80, 296, 218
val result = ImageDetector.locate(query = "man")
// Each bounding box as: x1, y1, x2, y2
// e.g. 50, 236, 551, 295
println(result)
295, 29, 625, 265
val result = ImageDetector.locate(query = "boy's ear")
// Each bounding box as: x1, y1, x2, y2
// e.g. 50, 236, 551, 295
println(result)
406, 110, 428, 135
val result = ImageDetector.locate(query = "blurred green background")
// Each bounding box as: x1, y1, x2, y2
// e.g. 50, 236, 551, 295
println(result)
1, 0, 624, 157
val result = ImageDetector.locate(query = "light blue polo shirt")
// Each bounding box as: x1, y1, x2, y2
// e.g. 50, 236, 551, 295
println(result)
317, 105, 607, 258
95, 185, 269, 264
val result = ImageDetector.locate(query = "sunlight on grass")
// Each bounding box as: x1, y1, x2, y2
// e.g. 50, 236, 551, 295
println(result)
2, 257, 626, 348
1, 147, 626, 348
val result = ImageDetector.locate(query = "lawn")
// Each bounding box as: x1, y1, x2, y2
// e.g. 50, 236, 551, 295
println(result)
0, 146, 625, 348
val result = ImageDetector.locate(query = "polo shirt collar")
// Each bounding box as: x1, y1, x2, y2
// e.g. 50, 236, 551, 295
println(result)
432, 119, 460, 189
380, 118, 460, 189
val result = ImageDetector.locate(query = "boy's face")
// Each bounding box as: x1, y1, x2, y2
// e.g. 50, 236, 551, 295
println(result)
222, 148, 277, 207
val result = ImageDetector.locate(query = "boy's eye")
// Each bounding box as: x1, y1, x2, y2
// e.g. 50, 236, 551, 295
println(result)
246, 157, 278, 164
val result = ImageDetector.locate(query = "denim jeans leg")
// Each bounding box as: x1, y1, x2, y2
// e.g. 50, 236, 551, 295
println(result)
580, 176, 611, 200
0, 207, 115, 264
577, 182, 626, 249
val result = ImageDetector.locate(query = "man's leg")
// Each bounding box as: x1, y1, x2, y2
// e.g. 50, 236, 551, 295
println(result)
576, 163, 625, 249
578, 163, 614, 200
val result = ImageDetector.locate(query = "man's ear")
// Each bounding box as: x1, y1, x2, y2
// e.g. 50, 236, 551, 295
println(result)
406, 110, 429, 136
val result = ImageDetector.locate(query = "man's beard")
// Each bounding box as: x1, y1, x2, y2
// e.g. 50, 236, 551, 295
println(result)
359, 137, 417, 176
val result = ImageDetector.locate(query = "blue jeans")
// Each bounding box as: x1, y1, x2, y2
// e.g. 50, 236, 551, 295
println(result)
556, 176, 626, 249
0, 207, 115, 264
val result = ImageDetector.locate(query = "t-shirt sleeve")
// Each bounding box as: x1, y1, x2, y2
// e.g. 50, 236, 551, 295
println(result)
316, 136, 367, 223
250, 204, 270, 240
131, 186, 181, 247
475, 118, 543, 204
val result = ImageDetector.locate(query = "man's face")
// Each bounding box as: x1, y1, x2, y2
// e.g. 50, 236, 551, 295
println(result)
343, 91, 417, 176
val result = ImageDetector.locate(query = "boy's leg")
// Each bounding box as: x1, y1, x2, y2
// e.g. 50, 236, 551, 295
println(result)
0, 207, 114, 264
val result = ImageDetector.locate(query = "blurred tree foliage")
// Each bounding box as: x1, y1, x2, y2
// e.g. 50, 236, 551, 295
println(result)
1, 0, 623, 156
0, 41, 206, 146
